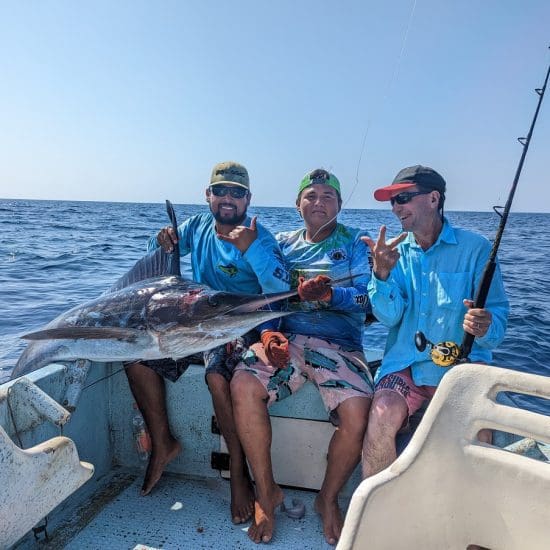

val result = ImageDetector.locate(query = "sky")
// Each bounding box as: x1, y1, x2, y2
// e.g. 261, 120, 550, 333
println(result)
0, 1, 549, 212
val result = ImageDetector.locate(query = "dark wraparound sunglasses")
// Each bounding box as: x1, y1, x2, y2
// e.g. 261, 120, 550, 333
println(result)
308, 168, 331, 185
390, 190, 431, 206
210, 185, 248, 199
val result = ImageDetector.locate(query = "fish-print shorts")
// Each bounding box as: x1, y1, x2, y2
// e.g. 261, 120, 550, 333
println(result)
235, 334, 374, 423
137, 330, 259, 383
375, 367, 437, 417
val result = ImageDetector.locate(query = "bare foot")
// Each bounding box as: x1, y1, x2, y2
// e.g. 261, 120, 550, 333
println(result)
230, 473, 255, 524
141, 438, 182, 496
248, 485, 284, 544
314, 494, 344, 545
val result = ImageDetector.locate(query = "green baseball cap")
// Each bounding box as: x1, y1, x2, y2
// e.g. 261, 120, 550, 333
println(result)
210, 161, 250, 189
298, 169, 341, 197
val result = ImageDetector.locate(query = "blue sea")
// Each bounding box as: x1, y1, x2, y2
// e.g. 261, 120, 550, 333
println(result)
1, 199, 549, 414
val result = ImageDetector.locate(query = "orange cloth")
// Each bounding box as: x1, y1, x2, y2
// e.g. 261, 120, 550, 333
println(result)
261, 330, 289, 368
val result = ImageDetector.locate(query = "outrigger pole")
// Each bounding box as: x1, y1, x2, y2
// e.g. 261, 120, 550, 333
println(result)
458, 54, 550, 362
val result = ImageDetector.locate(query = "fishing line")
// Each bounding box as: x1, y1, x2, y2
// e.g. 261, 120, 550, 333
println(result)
80, 364, 126, 391
79, 354, 207, 393
309, 0, 418, 242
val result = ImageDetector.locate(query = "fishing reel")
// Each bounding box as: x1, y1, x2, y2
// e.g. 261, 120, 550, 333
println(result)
414, 331, 461, 368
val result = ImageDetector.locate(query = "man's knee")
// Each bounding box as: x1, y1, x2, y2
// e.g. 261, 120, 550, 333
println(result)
125, 360, 144, 375
230, 371, 266, 403
125, 361, 159, 382
206, 372, 229, 394
368, 391, 408, 439
336, 396, 371, 438
477, 428, 492, 445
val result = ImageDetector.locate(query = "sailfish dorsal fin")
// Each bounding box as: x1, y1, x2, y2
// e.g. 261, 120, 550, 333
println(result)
104, 200, 181, 294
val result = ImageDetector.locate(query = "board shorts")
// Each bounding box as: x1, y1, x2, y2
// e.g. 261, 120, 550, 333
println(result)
235, 333, 374, 424
130, 330, 260, 383
375, 367, 437, 417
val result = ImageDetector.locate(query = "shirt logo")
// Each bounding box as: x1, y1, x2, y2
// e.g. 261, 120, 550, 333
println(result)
218, 263, 238, 277
329, 248, 347, 261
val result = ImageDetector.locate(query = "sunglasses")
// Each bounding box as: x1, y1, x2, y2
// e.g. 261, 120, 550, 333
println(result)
210, 185, 248, 199
308, 169, 331, 185
390, 190, 431, 206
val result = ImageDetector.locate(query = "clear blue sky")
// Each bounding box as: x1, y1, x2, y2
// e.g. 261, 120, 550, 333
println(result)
0, 1, 548, 212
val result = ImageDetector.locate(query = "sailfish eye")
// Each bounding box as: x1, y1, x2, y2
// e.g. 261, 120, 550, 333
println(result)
208, 296, 219, 307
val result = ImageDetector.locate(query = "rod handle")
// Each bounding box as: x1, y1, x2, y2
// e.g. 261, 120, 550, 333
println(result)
460, 261, 496, 359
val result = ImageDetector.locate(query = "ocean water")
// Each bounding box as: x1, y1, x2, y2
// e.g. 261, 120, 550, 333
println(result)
1, 199, 549, 414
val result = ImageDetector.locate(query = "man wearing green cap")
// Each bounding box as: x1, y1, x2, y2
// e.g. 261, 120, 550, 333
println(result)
125, 161, 289, 525
230, 168, 374, 545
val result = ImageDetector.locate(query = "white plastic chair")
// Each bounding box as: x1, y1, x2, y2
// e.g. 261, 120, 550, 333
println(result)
0, 378, 94, 547
338, 363, 550, 550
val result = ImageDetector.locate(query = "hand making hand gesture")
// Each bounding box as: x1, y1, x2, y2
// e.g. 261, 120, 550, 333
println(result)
361, 225, 407, 281
217, 216, 258, 253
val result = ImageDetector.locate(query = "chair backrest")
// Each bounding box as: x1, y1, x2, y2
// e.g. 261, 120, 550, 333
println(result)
0, 378, 94, 547
338, 363, 550, 550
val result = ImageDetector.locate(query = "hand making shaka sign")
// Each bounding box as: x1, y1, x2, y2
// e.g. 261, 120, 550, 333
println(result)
217, 216, 258, 253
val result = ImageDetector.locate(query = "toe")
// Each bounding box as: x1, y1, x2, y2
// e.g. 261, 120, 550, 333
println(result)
140, 481, 154, 496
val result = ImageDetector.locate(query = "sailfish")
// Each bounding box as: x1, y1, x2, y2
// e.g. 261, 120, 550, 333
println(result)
12, 201, 294, 379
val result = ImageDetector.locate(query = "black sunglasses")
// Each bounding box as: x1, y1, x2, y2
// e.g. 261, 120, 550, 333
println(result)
308, 168, 331, 185
390, 190, 431, 206
210, 185, 248, 199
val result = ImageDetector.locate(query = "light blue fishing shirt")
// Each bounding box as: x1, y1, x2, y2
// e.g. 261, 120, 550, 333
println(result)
369, 218, 509, 386
277, 223, 372, 350
148, 212, 290, 331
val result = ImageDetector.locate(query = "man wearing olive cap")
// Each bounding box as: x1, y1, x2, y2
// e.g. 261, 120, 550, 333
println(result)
125, 161, 289, 525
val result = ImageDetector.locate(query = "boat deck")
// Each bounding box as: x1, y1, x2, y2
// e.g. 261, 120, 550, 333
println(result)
33, 469, 335, 550
9, 361, 550, 548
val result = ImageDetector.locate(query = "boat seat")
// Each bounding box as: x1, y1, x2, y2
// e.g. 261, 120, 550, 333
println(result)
0, 378, 94, 548
338, 363, 550, 550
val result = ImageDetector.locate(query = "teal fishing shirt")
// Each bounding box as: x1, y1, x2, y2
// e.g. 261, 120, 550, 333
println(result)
277, 223, 372, 350
148, 212, 290, 330
368, 218, 509, 387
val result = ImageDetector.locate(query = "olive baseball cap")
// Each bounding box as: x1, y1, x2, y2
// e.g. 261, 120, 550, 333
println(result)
209, 161, 250, 189
298, 168, 341, 197
374, 165, 446, 201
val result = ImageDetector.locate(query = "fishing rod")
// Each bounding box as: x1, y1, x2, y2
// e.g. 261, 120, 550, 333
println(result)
415, 52, 550, 368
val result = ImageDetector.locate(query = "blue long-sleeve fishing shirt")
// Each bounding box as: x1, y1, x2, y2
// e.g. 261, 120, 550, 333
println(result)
368, 218, 509, 386
277, 223, 372, 350
148, 212, 290, 331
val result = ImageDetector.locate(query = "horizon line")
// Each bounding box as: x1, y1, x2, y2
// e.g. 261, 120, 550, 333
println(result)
1, 196, 548, 215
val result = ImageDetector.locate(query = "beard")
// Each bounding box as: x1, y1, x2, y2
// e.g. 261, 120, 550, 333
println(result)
211, 205, 247, 226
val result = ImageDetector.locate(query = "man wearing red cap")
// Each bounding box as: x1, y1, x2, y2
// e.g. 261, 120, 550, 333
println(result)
361, 165, 509, 479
